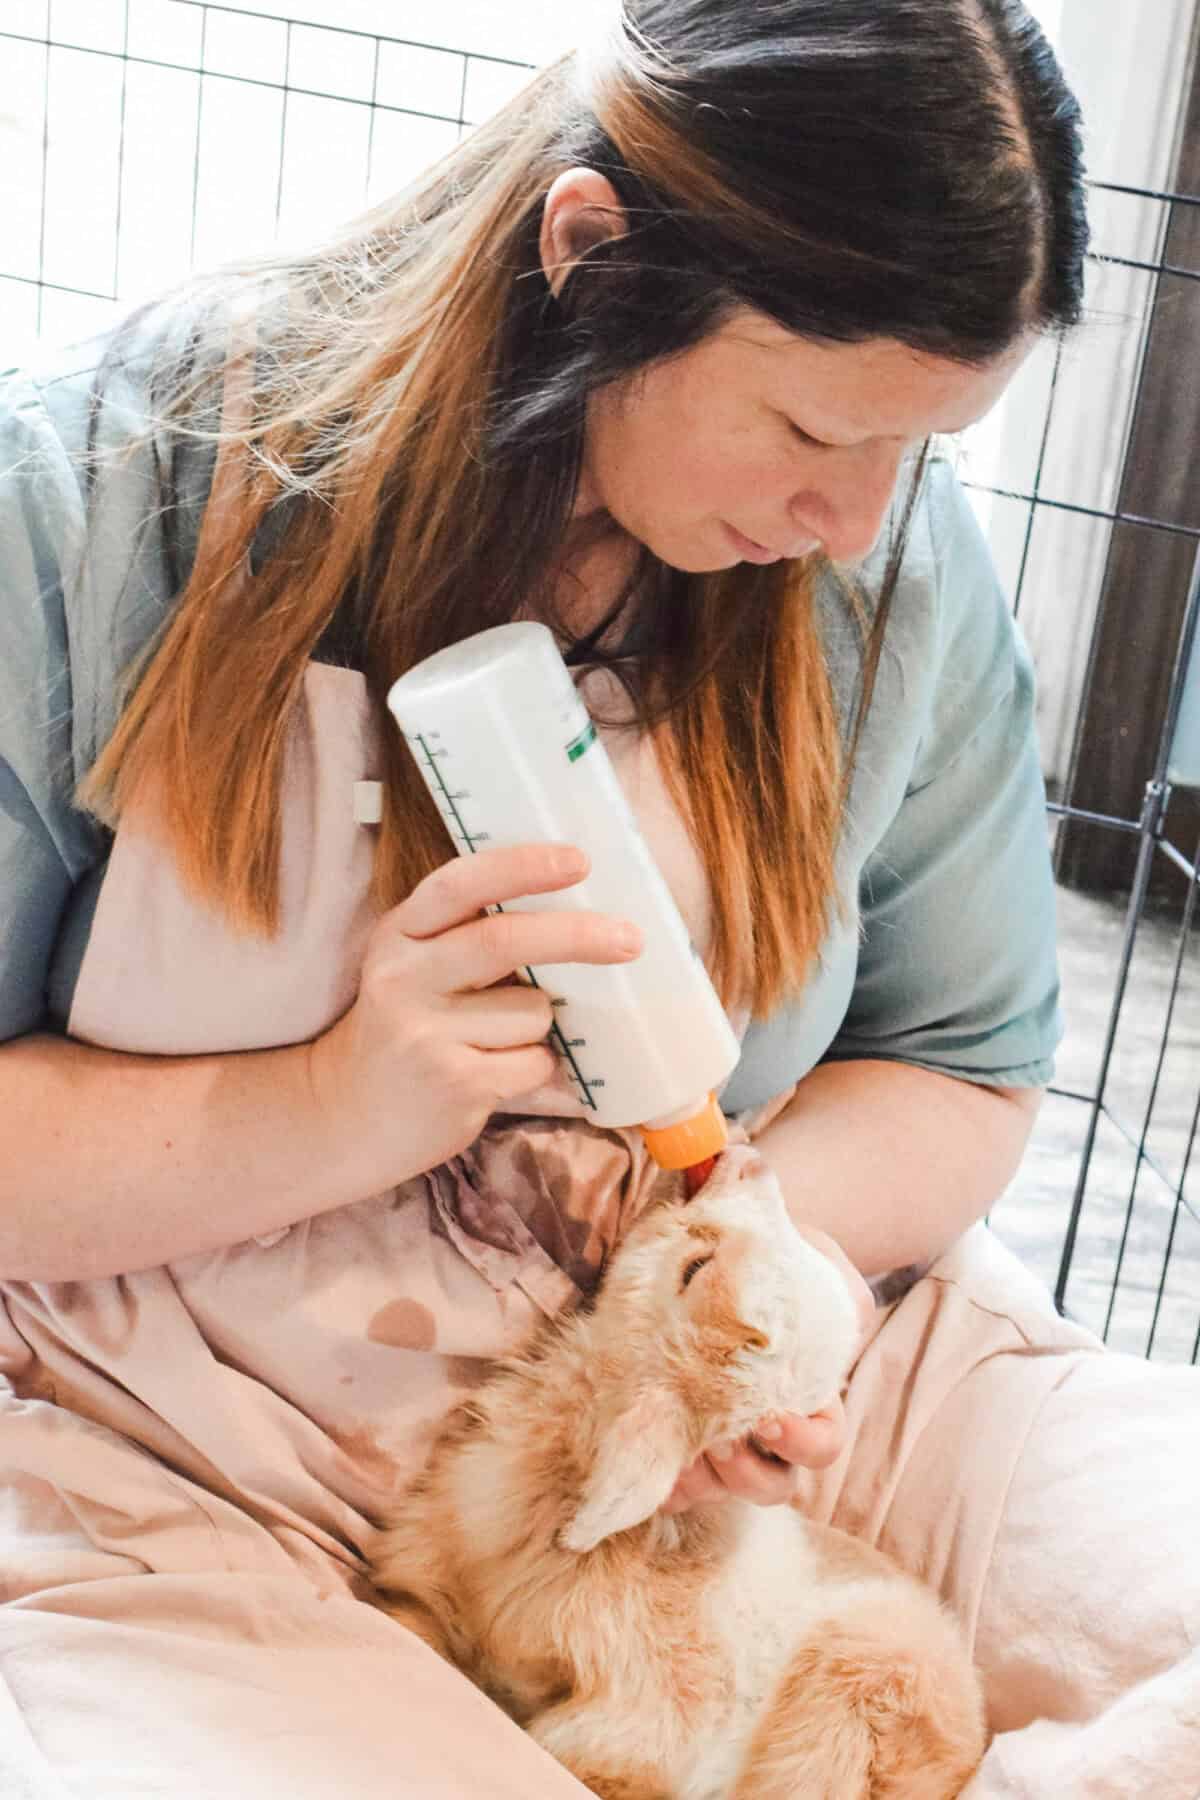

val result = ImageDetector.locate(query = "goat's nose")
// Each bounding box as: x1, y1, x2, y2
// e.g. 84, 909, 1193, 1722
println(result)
724, 1144, 766, 1183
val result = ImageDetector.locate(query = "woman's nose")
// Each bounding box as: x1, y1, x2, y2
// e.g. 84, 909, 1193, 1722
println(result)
793, 441, 909, 564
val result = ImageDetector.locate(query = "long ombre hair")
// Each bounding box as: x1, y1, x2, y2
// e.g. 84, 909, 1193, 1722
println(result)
81, 0, 1087, 1017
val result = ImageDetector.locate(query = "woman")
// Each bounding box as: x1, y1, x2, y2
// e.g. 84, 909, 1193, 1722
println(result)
0, 1, 1195, 1794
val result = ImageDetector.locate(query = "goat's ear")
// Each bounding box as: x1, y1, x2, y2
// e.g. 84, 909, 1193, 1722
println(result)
560, 1390, 689, 1554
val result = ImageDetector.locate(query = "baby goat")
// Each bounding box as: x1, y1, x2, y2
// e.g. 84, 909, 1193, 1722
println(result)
372, 1143, 986, 1799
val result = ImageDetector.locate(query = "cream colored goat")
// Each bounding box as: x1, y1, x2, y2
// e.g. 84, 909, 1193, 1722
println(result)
372, 1144, 987, 1799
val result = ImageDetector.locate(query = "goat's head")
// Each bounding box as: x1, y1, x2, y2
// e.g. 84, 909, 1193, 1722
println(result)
560, 1144, 862, 1552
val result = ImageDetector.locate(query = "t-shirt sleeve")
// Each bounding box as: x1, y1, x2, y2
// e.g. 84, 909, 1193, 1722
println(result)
0, 368, 105, 1044
824, 466, 1062, 1088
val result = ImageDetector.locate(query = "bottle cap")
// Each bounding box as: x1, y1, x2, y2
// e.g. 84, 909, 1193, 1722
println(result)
639, 1094, 728, 1170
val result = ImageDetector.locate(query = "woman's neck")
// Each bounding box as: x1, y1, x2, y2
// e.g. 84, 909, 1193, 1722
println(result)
550, 513, 643, 642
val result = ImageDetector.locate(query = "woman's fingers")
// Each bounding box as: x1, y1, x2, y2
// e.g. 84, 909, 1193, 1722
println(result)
753, 1402, 848, 1471
421, 906, 642, 995
661, 1442, 798, 1515
661, 1458, 728, 1515
496, 1080, 592, 1120
706, 1441, 798, 1505
446, 983, 555, 1050
307, 843, 643, 1192
481, 1044, 563, 1104
398, 843, 592, 938
660, 1397, 852, 1517
671, 1442, 796, 1509
364, 844, 644, 1010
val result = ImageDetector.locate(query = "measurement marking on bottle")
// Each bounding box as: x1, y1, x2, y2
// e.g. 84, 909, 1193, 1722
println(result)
416, 734, 479, 851
412, 735, 598, 1112
521, 968, 597, 1110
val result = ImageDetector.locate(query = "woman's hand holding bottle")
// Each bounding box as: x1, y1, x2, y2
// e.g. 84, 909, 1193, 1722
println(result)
305, 843, 640, 1188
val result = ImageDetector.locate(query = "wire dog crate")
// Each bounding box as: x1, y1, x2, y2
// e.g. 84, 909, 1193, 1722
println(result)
2, 0, 1198, 1363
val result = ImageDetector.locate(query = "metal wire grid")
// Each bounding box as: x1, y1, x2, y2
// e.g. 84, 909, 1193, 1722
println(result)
2, 1, 1199, 1359
975, 172, 1200, 1363
1045, 540, 1200, 1360
0, 0, 532, 338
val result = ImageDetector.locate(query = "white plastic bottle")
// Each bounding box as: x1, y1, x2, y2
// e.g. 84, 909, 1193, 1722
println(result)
386, 622, 740, 1169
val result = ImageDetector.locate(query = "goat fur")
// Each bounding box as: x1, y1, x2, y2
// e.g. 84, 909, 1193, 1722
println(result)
372, 1144, 987, 1799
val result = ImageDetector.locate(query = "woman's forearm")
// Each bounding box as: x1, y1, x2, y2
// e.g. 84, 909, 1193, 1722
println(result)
0, 1032, 364, 1282
753, 1058, 1042, 1278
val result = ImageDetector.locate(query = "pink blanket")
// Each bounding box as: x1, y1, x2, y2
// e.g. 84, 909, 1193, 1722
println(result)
4, 665, 1192, 1794
0, 1114, 1196, 1798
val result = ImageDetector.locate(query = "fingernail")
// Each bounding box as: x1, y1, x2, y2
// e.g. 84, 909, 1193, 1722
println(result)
709, 1440, 735, 1463
757, 1418, 783, 1442
555, 847, 587, 877
616, 923, 643, 957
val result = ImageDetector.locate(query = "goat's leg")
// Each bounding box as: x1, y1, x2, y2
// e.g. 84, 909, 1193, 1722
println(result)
731, 1592, 986, 1800
527, 1697, 673, 1800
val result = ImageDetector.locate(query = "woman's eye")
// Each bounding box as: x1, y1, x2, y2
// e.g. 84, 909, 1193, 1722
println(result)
680, 1252, 715, 1290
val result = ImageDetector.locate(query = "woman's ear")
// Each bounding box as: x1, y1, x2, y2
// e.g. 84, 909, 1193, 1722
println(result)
539, 167, 628, 299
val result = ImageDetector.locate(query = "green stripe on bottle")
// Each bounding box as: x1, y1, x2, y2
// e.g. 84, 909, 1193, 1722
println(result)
566, 719, 597, 763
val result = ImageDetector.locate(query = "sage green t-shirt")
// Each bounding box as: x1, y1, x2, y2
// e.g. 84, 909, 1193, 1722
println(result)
0, 318, 1059, 1108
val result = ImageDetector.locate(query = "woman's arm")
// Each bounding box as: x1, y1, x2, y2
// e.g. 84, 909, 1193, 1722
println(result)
753, 1057, 1043, 1279
0, 1031, 342, 1281
0, 844, 636, 1283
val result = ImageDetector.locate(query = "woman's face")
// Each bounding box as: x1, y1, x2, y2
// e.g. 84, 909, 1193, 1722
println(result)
576, 311, 1029, 570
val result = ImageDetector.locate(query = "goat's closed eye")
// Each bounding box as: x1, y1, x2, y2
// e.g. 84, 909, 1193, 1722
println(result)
680, 1252, 714, 1291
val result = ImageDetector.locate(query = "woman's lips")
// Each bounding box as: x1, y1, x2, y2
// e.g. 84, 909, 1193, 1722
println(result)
724, 522, 818, 564
724, 522, 784, 564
